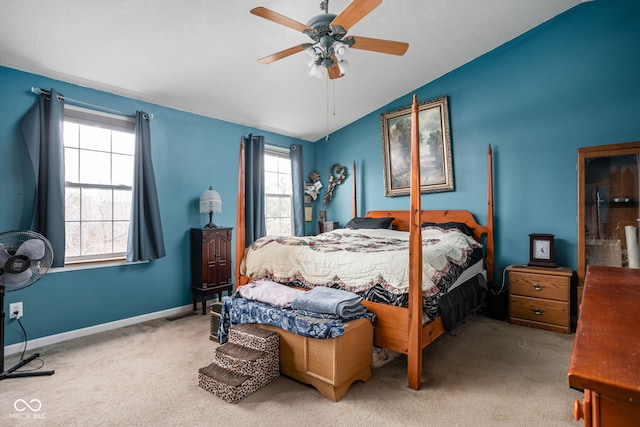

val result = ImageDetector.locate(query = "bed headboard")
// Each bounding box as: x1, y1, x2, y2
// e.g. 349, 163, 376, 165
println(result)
365, 209, 489, 243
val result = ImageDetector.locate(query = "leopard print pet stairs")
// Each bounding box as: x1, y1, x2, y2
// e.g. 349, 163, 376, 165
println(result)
198, 323, 279, 403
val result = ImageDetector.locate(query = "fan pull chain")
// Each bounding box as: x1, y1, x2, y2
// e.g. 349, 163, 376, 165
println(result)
332, 80, 336, 117
325, 77, 337, 142
325, 75, 330, 141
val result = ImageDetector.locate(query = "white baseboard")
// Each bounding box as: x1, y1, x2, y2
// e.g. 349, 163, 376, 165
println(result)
3, 304, 194, 356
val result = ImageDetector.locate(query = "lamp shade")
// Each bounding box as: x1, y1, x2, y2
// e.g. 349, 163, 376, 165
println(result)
309, 63, 323, 79
199, 187, 222, 214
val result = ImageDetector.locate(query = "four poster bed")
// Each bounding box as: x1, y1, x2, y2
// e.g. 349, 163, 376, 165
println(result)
234, 95, 495, 393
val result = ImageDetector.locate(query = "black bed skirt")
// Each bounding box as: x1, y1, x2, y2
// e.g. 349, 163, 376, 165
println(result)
438, 274, 487, 331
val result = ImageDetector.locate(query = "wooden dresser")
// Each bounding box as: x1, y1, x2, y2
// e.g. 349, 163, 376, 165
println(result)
568, 266, 640, 426
507, 265, 572, 333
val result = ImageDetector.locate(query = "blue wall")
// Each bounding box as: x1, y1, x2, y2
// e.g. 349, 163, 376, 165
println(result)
315, 0, 640, 285
0, 67, 313, 345
2, 0, 640, 345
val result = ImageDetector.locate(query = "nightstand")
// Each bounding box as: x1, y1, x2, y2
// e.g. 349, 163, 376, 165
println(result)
318, 221, 339, 234
507, 265, 572, 334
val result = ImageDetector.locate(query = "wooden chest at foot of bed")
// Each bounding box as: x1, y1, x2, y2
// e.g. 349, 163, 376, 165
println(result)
256, 318, 373, 402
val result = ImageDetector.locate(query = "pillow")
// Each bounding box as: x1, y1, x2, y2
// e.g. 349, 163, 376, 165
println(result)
422, 221, 474, 236
344, 217, 395, 230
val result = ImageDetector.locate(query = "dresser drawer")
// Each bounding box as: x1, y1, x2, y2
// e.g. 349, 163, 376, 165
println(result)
510, 271, 569, 302
510, 295, 569, 327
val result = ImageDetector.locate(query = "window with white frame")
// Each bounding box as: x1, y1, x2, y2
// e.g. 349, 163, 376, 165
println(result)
264, 146, 293, 236
63, 106, 135, 263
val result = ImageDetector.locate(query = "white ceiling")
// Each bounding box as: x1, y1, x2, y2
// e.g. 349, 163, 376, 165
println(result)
0, 0, 585, 142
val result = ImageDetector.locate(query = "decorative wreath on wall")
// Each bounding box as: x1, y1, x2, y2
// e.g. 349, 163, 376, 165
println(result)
323, 164, 347, 206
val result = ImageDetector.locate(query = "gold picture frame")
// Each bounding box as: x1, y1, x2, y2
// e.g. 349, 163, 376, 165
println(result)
381, 96, 453, 196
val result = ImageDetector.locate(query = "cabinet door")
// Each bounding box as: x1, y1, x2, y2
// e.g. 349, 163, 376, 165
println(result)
203, 232, 218, 286
214, 229, 232, 284
191, 228, 233, 288
578, 142, 640, 291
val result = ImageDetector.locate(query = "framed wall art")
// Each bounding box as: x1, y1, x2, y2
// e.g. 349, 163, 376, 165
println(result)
380, 96, 453, 196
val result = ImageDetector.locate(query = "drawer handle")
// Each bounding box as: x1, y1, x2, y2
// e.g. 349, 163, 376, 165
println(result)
531, 308, 545, 316
532, 284, 544, 291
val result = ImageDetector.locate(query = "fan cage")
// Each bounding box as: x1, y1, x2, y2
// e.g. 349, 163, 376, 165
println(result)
0, 230, 54, 292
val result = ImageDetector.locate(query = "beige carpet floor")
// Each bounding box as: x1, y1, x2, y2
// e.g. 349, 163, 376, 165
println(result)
1, 312, 582, 426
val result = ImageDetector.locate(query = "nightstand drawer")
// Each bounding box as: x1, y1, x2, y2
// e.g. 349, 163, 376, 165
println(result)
510, 295, 569, 327
510, 272, 569, 302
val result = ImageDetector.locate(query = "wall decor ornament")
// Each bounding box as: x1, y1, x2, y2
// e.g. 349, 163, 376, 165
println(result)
381, 96, 454, 196
323, 164, 347, 206
304, 171, 323, 201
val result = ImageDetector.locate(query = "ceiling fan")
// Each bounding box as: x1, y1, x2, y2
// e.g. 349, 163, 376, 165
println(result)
251, 0, 409, 79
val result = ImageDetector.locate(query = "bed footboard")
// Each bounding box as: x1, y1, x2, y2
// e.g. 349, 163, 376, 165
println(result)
362, 301, 446, 354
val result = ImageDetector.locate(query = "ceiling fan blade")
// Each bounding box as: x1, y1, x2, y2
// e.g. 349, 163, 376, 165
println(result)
258, 45, 308, 64
330, 0, 382, 33
327, 62, 344, 80
349, 36, 409, 56
251, 7, 315, 33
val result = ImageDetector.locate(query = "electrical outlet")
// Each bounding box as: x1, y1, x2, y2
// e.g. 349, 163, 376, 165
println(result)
9, 302, 23, 319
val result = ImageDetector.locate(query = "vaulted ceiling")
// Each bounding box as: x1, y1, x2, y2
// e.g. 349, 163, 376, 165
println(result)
0, 1, 585, 141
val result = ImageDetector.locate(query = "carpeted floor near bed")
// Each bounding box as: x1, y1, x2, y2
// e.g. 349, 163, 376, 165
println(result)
0, 312, 581, 426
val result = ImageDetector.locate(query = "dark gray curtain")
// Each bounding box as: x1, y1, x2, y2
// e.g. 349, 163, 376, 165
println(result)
244, 134, 266, 244
127, 111, 166, 262
20, 88, 66, 267
290, 144, 305, 236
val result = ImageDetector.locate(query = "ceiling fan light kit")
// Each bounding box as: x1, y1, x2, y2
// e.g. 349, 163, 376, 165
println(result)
251, 0, 409, 79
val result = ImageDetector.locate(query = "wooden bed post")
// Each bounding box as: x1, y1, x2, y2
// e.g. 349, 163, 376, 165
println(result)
235, 139, 246, 288
486, 145, 495, 285
352, 161, 357, 218
407, 94, 423, 390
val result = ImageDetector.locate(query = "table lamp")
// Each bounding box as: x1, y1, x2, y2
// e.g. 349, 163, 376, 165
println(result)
199, 187, 222, 229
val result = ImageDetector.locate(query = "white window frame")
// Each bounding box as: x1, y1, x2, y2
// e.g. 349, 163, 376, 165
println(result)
264, 145, 293, 236
63, 105, 136, 265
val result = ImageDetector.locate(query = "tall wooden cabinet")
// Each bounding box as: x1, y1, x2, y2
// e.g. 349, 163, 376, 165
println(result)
190, 227, 233, 314
577, 142, 640, 311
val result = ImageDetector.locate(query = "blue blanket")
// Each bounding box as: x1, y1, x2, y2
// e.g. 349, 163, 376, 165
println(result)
291, 286, 367, 319
218, 296, 375, 344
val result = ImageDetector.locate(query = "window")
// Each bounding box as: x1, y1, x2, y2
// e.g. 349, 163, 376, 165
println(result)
63, 106, 135, 263
264, 146, 293, 236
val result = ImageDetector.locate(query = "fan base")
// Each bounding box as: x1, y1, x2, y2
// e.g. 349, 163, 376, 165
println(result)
0, 353, 54, 380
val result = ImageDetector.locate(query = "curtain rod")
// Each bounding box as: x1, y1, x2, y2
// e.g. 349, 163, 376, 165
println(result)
30, 87, 153, 120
